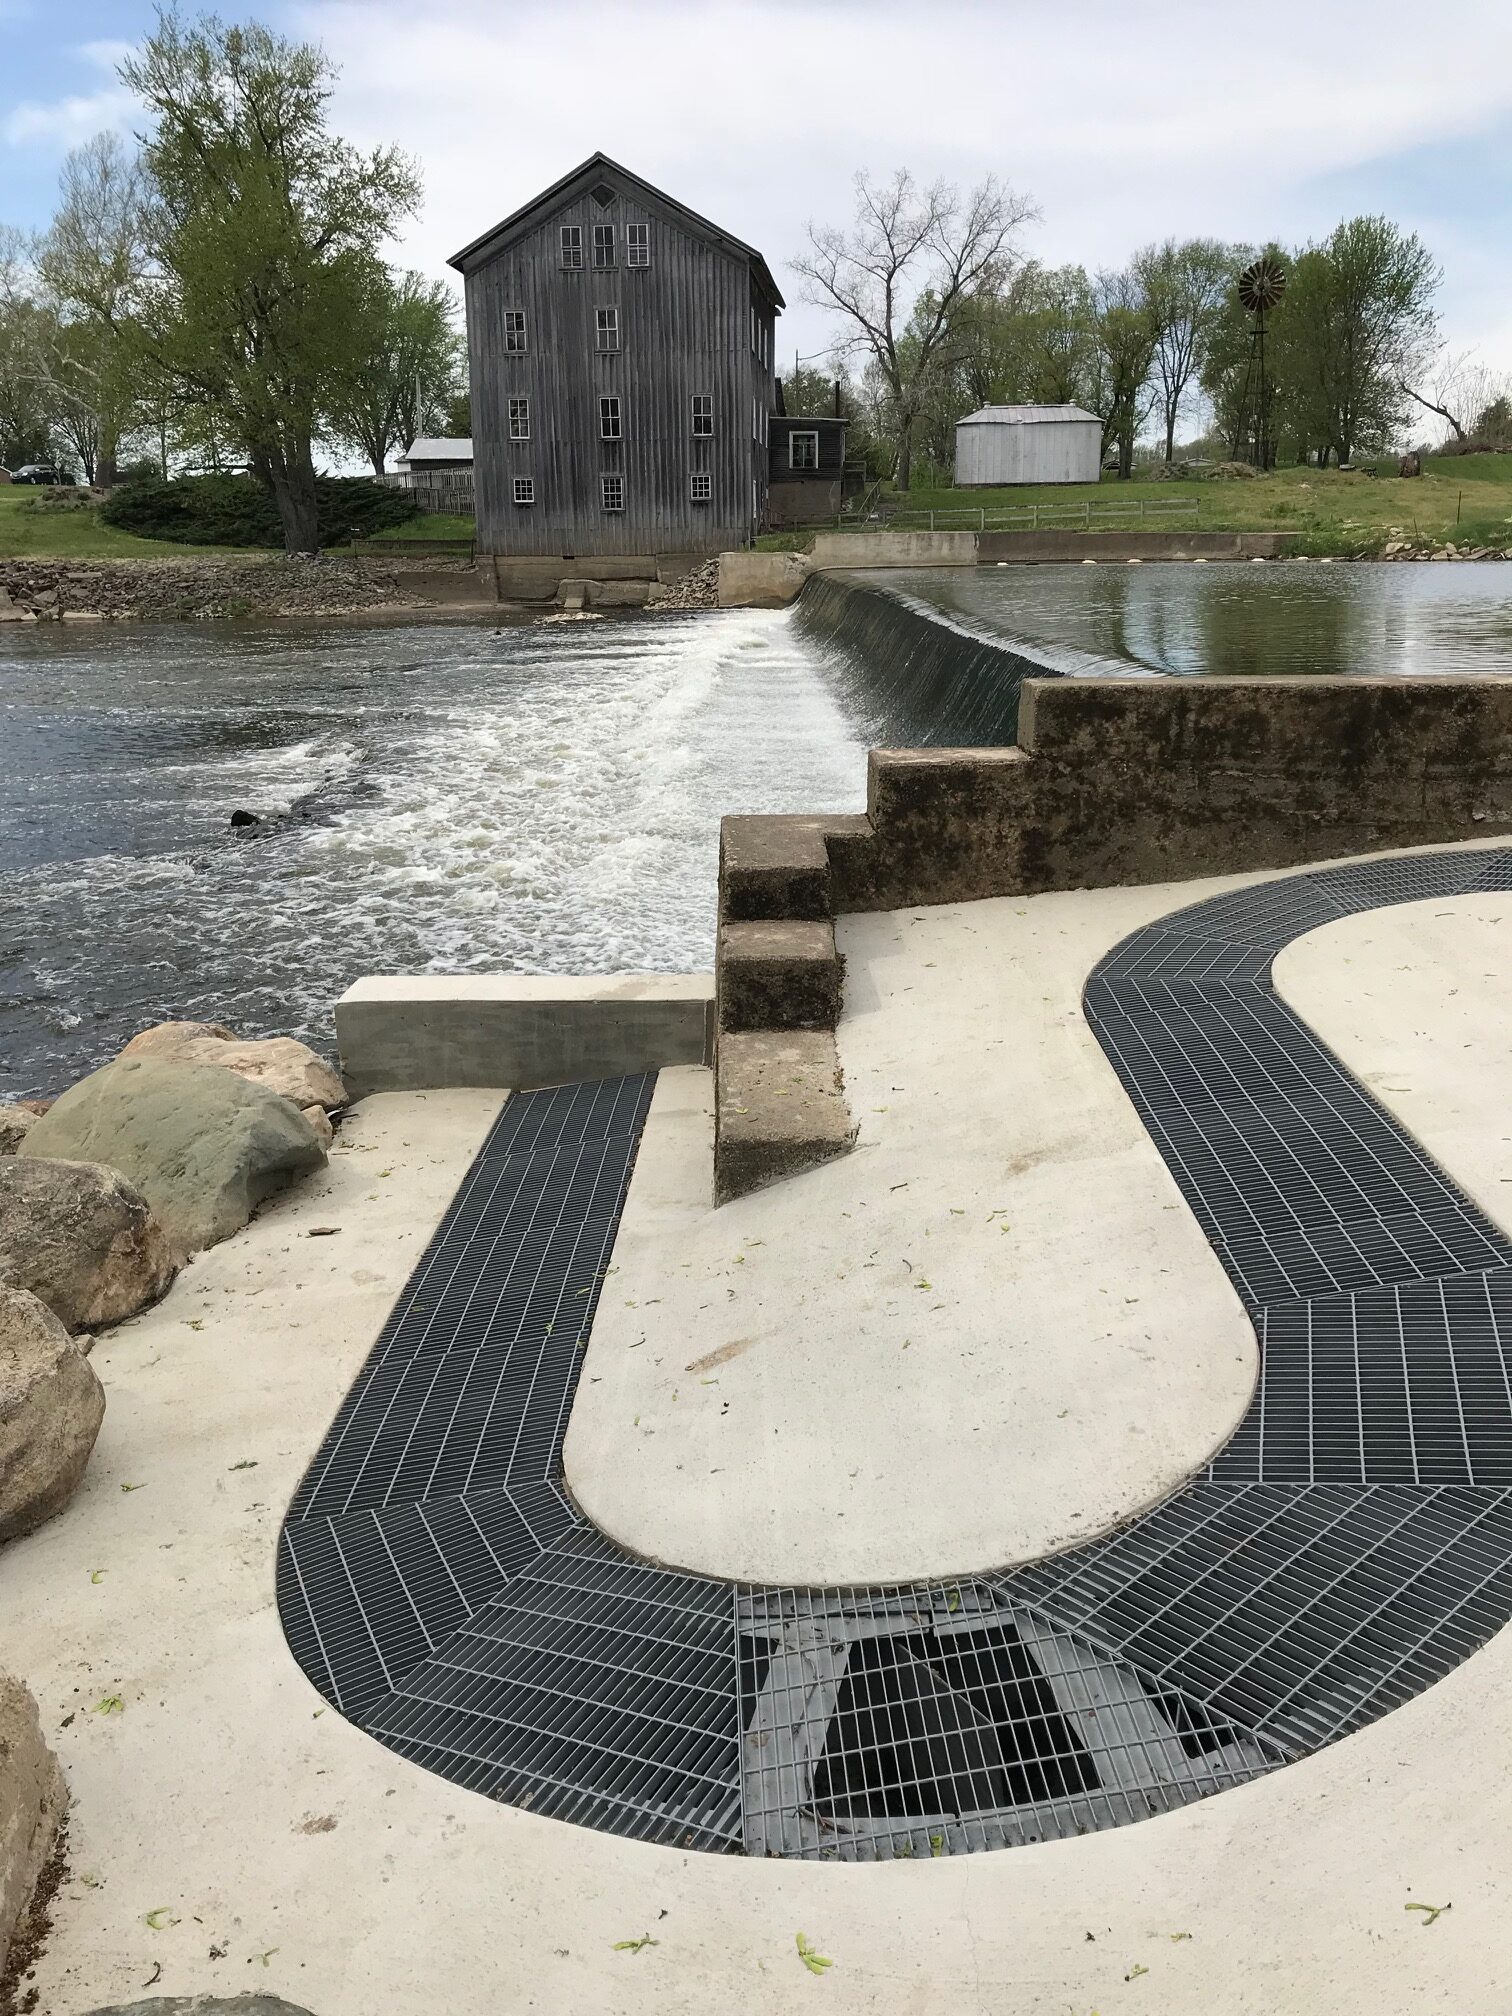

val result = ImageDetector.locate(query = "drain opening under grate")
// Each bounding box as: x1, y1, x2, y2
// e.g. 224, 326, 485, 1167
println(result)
810, 1624, 1100, 1821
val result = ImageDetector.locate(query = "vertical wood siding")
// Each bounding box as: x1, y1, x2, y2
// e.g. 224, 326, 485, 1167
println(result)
465, 175, 776, 557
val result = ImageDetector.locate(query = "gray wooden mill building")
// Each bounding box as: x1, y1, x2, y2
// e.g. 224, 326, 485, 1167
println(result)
450, 153, 782, 562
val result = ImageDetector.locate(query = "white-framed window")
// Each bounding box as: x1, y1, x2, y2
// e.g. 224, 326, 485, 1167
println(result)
504, 310, 527, 354
789, 429, 819, 471
601, 472, 624, 511
690, 472, 712, 502
691, 394, 713, 437
560, 225, 583, 270
596, 306, 619, 353
627, 222, 649, 267
513, 476, 534, 506
508, 396, 530, 440
599, 395, 621, 441
750, 305, 758, 354
593, 222, 615, 268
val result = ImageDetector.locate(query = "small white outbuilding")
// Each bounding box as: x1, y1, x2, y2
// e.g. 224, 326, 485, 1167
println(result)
954, 404, 1103, 487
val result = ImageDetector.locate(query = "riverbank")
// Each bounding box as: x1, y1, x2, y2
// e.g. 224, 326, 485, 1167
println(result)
0, 556, 442, 623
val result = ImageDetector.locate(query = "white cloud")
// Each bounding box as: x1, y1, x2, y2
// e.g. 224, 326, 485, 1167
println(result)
2, 84, 135, 149
281, 0, 1512, 362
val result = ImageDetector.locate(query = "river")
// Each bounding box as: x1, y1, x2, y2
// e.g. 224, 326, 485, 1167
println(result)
6, 561, 1510, 1097
0, 610, 866, 1096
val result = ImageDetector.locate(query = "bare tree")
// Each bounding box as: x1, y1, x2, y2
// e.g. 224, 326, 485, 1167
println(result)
794, 168, 1036, 491
1401, 347, 1501, 445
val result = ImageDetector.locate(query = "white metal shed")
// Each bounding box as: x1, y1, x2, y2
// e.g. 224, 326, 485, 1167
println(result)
954, 405, 1102, 487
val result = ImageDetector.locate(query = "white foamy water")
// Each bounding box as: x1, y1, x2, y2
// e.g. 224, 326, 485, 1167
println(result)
0, 610, 866, 1095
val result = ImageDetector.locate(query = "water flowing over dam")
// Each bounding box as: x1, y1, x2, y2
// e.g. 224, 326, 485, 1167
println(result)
789, 570, 1113, 746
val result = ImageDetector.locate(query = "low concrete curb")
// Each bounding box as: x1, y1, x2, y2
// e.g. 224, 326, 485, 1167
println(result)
335, 974, 714, 1097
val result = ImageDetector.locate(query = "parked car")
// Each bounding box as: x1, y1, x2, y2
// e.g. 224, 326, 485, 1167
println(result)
10, 464, 77, 485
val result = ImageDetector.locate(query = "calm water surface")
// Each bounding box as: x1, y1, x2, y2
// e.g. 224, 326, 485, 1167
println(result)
868, 561, 1512, 679
0, 612, 867, 1095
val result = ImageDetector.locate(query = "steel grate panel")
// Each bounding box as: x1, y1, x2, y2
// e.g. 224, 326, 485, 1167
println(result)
279, 844, 1512, 1859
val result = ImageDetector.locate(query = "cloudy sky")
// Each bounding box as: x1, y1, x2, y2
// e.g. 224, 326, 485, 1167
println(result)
6, 0, 1512, 376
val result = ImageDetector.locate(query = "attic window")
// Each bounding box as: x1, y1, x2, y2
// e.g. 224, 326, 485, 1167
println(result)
591, 181, 617, 209
593, 222, 615, 269
627, 223, 649, 268
560, 225, 583, 270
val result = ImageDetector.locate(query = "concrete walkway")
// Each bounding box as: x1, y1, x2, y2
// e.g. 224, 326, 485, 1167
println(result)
566, 882, 1263, 1584
1277, 889, 1512, 1236
8, 849, 1512, 2015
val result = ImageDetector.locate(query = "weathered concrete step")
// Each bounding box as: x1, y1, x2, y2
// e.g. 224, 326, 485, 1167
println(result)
714, 1030, 857, 1204
719, 813, 872, 922
717, 919, 841, 1034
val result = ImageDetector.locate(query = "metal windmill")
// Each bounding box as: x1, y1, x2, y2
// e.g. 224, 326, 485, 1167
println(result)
1237, 257, 1287, 468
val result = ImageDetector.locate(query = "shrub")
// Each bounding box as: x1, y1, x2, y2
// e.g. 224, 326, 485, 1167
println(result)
100, 473, 419, 547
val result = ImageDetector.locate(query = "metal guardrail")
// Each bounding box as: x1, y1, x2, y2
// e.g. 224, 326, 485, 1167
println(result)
350, 535, 476, 561
792, 495, 1203, 535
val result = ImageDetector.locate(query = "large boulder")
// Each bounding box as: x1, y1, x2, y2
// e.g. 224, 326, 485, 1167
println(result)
121, 1021, 346, 1111
0, 1106, 38, 1155
0, 1286, 105, 1541
74, 2004, 318, 2016
0, 1672, 67, 1982
0, 1159, 176, 1332
21, 1058, 327, 1257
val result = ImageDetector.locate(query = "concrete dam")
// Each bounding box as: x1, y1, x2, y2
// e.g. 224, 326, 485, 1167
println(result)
788, 570, 1085, 747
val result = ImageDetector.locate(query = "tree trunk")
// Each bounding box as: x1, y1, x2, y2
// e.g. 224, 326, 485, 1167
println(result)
894, 412, 914, 494
255, 437, 321, 554
1164, 406, 1176, 463
97, 425, 119, 491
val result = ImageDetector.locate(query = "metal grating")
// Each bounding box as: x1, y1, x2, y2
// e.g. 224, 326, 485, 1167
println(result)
279, 844, 1512, 1859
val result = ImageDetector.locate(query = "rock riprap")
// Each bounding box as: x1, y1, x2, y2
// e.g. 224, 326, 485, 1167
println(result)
0, 1672, 67, 1982
0, 1286, 105, 1540
121, 1021, 346, 1111
0, 1106, 39, 1155
21, 1058, 328, 1256
0, 1158, 176, 1332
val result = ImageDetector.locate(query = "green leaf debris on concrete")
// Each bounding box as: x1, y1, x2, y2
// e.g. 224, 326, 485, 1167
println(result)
92, 1694, 124, 1715
1406, 1901, 1451, 1926
612, 1933, 660, 1953
796, 1932, 833, 1976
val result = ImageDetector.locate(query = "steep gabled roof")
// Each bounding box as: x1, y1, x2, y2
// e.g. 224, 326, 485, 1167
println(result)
448, 151, 784, 308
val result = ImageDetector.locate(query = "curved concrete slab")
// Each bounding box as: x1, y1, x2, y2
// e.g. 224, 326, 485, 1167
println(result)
566, 888, 1260, 1585
1275, 891, 1512, 1239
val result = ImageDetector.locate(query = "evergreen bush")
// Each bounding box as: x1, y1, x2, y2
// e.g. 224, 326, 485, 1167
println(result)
101, 473, 419, 547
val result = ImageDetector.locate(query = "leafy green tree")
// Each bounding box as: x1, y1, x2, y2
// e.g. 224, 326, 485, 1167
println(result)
1275, 217, 1438, 465
1090, 267, 1159, 476
35, 133, 149, 486
1133, 237, 1234, 461
117, 14, 420, 550
0, 230, 60, 467
327, 268, 463, 476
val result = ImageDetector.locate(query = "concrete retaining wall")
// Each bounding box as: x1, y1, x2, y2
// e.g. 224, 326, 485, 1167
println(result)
717, 551, 812, 607
337, 975, 715, 1097
978, 529, 1290, 563
724, 676, 1512, 922
808, 530, 979, 570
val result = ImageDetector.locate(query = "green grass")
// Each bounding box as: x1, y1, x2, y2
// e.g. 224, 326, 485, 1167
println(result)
351, 512, 475, 542
759, 456, 1512, 554
0, 485, 267, 560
